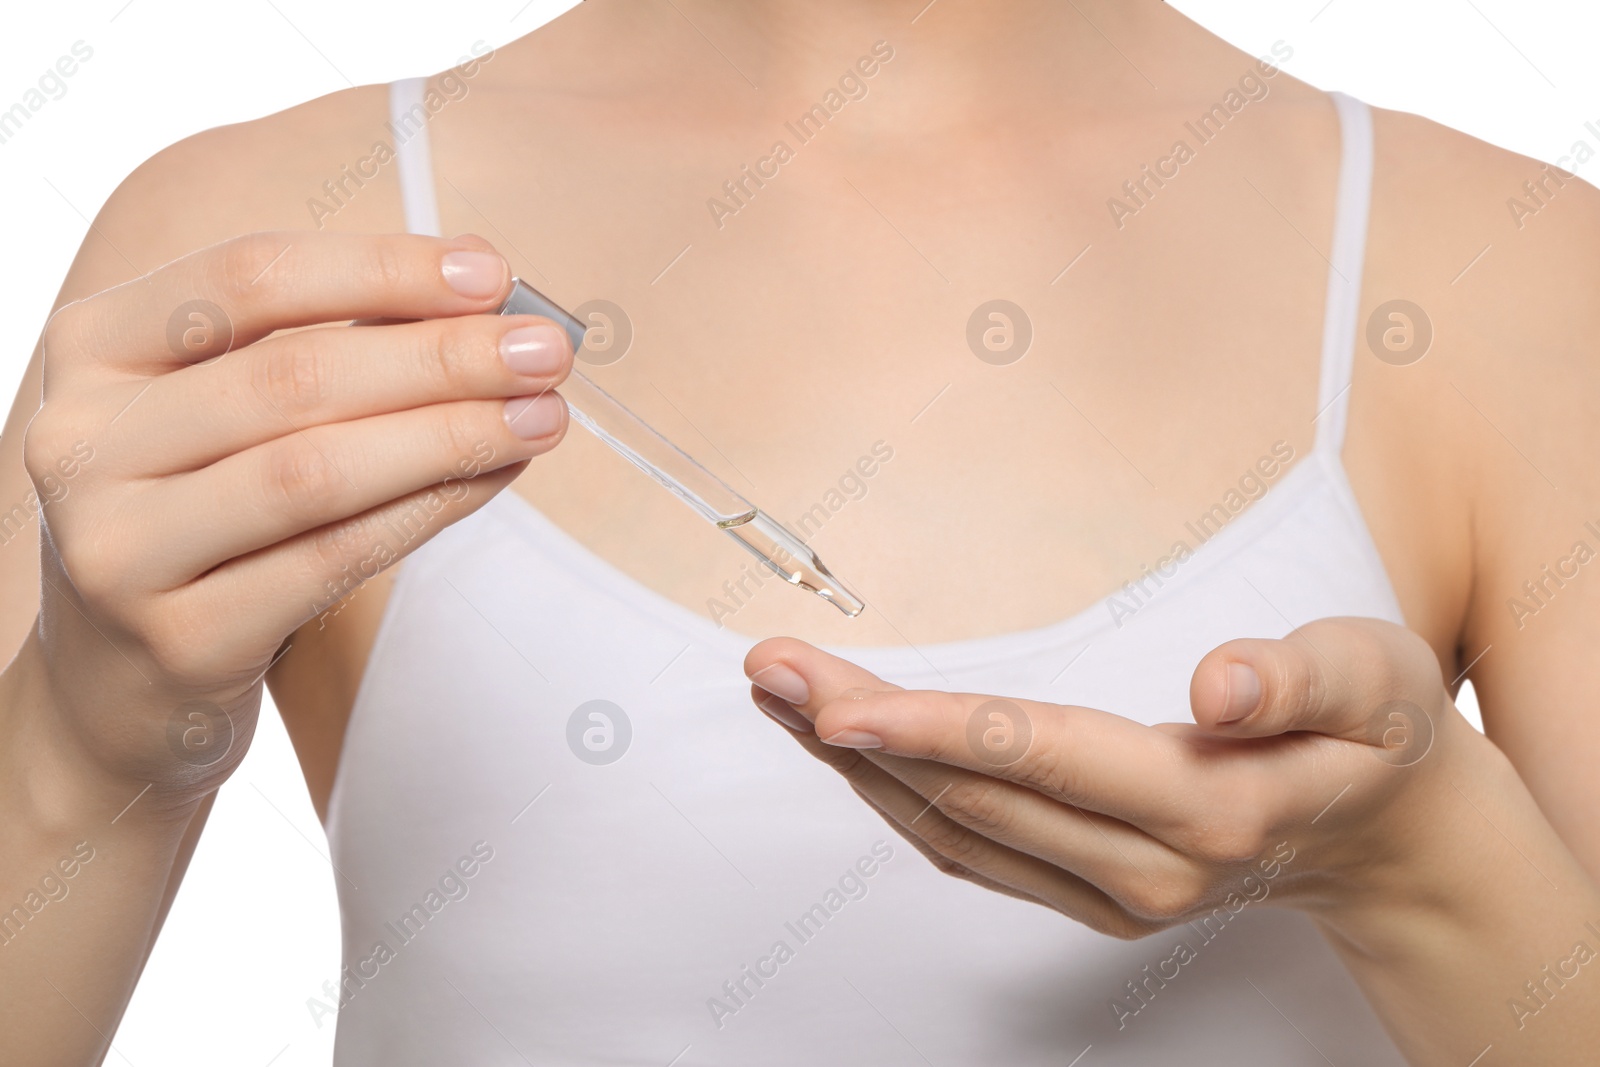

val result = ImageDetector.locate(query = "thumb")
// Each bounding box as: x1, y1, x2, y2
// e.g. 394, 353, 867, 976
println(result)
742, 636, 903, 739
1189, 617, 1444, 744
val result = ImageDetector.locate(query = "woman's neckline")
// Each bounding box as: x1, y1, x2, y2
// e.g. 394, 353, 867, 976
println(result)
488, 451, 1335, 678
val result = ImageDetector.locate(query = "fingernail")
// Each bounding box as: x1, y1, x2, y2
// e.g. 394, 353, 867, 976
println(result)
500, 324, 570, 376
821, 729, 882, 750
503, 393, 564, 440
758, 694, 814, 734
442, 250, 507, 299
1219, 663, 1261, 723
749, 663, 809, 705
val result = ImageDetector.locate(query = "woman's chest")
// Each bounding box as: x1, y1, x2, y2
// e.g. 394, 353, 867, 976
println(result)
422, 93, 1454, 654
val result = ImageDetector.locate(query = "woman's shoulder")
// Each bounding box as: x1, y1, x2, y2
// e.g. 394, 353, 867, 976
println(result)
79, 83, 405, 292
1358, 101, 1600, 653
1365, 102, 1600, 354
1364, 101, 1600, 469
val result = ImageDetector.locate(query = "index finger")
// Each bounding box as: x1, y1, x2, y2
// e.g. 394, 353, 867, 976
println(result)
818, 689, 1195, 827
45, 230, 512, 375
746, 637, 1196, 828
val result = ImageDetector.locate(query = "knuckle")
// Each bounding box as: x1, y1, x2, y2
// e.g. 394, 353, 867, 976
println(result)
41, 300, 90, 366
1122, 874, 1202, 924
1019, 744, 1086, 805
920, 818, 987, 873
20, 409, 65, 480
1291, 618, 1442, 722
1189, 819, 1268, 866
1103, 908, 1165, 941
823, 747, 875, 783
1301, 663, 1330, 720
939, 777, 1015, 839
305, 514, 377, 576
214, 232, 291, 304
56, 538, 122, 605
1181, 782, 1270, 864
421, 320, 479, 395
1339, 622, 1391, 675
919, 846, 981, 883
253, 336, 334, 419
435, 407, 490, 470
1270, 640, 1323, 722
261, 439, 344, 518
138, 611, 223, 687
361, 238, 409, 294
1351, 621, 1428, 695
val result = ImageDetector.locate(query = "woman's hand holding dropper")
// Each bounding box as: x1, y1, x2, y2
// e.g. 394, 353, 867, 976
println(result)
0, 231, 571, 1062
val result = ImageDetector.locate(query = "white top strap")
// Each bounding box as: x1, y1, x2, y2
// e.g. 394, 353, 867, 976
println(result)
1313, 91, 1374, 458
384, 77, 1374, 458
390, 77, 442, 237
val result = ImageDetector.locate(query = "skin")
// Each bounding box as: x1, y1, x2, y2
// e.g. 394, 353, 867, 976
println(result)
1, 0, 1598, 1062
743, 620, 1600, 1064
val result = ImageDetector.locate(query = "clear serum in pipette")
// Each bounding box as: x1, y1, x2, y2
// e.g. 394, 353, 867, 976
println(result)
498, 278, 865, 617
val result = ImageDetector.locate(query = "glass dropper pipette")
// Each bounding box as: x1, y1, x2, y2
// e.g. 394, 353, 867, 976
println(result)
499, 278, 866, 618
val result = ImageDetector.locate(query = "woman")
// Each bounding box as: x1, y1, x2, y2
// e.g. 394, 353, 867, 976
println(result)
3, 1, 1598, 1063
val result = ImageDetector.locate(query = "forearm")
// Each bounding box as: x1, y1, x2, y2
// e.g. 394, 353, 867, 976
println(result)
1314, 739, 1600, 1066
0, 635, 205, 1066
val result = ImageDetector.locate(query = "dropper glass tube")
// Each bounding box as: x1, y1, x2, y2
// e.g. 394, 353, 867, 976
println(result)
499, 278, 865, 617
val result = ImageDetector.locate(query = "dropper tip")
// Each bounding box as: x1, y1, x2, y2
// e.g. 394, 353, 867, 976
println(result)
823, 591, 867, 618
721, 511, 867, 618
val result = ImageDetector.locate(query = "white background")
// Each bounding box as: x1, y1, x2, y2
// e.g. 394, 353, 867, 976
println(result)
2, 2, 1594, 1064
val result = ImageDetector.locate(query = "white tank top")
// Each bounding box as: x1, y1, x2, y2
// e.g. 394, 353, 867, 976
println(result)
324, 79, 1408, 1065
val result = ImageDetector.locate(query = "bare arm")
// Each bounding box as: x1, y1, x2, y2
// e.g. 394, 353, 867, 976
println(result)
0, 82, 574, 1063
0, 88, 384, 1060
1320, 148, 1600, 1059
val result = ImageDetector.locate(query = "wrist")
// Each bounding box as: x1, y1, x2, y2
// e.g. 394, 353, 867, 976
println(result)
0, 633, 207, 838
1314, 720, 1600, 961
